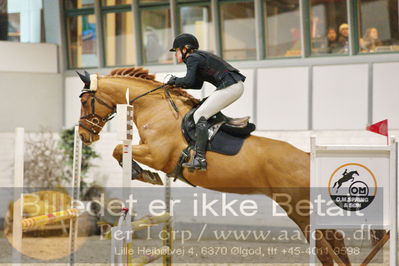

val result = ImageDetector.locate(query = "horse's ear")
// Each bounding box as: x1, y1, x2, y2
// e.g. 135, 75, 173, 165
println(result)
76, 71, 91, 89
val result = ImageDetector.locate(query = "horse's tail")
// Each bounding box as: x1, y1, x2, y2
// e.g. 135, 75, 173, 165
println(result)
333, 181, 337, 188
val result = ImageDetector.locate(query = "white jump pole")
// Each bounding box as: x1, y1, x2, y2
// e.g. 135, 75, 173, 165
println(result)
163, 176, 172, 266
389, 137, 397, 265
12, 128, 24, 265
117, 89, 134, 207
111, 89, 134, 265
69, 125, 82, 266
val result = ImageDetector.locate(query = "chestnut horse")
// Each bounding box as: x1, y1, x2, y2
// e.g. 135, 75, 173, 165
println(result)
77, 68, 351, 265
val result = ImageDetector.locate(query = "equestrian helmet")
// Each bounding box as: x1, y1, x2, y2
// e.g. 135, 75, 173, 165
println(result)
169, 33, 199, 52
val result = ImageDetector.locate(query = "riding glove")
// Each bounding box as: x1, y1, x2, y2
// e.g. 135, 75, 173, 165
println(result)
167, 76, 177, 85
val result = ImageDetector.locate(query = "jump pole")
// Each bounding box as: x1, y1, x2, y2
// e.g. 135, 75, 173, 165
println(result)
111, 89, 134, 265
12, 128, 24, 265
163, 176, 172, 266
69, 125, 82, 265
116, 90, 134, 206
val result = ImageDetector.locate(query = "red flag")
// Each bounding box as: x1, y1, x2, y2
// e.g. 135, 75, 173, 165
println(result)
367, 119, 388, 136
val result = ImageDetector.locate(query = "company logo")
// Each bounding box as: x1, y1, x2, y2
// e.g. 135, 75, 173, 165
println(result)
328, 163, 377, 211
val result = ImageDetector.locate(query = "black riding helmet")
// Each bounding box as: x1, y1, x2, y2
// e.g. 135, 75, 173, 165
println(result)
169, 33, 199, 52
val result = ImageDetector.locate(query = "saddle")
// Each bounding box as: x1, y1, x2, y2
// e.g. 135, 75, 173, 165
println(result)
182, 105, 255, 154
168, 99, 256, 186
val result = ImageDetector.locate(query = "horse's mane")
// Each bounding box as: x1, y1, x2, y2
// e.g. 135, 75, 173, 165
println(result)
107, 67, 200, 106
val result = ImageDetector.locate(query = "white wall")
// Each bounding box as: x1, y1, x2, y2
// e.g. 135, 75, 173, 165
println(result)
257, 67, 309, 130
0, 72, 62, 132
0, 41, 58, 73
0, 41, 61, 132
373, 62, 399, 127
65, 76, 83, 129
313, 64, 369, 130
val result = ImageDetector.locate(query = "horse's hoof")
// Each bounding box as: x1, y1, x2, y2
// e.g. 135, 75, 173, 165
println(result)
138, 170, 164, 185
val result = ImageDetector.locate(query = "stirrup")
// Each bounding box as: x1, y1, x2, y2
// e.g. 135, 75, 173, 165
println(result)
182, 157, 207, 172
226, 116, 250, 128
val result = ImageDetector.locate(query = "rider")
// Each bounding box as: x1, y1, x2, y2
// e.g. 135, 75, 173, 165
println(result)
167, 33, 246, 171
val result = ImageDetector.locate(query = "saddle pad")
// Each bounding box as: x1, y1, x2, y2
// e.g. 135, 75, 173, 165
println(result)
208, 130, 247, 155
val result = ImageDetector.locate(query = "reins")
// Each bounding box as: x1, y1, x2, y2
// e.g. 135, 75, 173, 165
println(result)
128, 84, 180, 113
80, 83, 180, 136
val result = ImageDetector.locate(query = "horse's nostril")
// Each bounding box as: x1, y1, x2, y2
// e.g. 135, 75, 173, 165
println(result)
79, 134, 85, 141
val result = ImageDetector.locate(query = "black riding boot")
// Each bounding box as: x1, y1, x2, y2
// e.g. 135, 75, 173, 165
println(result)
182, 116, 208, 171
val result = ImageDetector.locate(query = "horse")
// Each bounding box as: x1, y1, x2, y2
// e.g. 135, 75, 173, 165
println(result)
76, 67, 351, 265
333, 169, 359, 193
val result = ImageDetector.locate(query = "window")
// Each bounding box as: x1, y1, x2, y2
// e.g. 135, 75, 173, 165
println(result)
66, 14, 99, 68
178, 4, 214, 52
140, 0, 169, 3
101, 0, 136, 67
102, 0, 132, 6
0, 0, 44, 43
358, 0, 399, 53
65, 0, 95, 9
310, 0, 349, 55
140, 8, 172, 64
264, 0, 302, 57
220, 1, 256, 60
0, 0, 7, 40
103, 11, 135, 66
65, 0, 99, 68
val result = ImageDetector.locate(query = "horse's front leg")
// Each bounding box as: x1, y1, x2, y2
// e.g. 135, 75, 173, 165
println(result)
112, 144, 163, 185
112, 144, 153, 165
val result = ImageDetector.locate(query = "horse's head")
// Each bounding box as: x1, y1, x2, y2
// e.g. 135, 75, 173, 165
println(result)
77, 71, 116, 145
353, 170, 359, 176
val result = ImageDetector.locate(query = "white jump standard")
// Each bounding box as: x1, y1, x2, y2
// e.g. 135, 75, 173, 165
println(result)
111, 98, 172, 266
310, 136, 398, 265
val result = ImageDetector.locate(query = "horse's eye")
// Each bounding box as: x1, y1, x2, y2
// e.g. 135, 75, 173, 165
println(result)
82, 101, 87, 105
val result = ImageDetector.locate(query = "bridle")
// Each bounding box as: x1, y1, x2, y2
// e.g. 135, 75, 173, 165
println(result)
79, 91, 116, 135
79, 83, 179, 136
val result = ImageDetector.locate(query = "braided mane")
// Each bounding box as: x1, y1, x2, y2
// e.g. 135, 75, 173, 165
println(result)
108, 67, 156, 81
108, 67, 200, 106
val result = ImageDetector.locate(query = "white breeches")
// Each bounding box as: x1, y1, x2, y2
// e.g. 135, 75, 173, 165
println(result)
193, 81, 244, 123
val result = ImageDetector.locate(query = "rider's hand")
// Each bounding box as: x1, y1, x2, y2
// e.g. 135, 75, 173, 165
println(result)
167, 76, 177, 85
